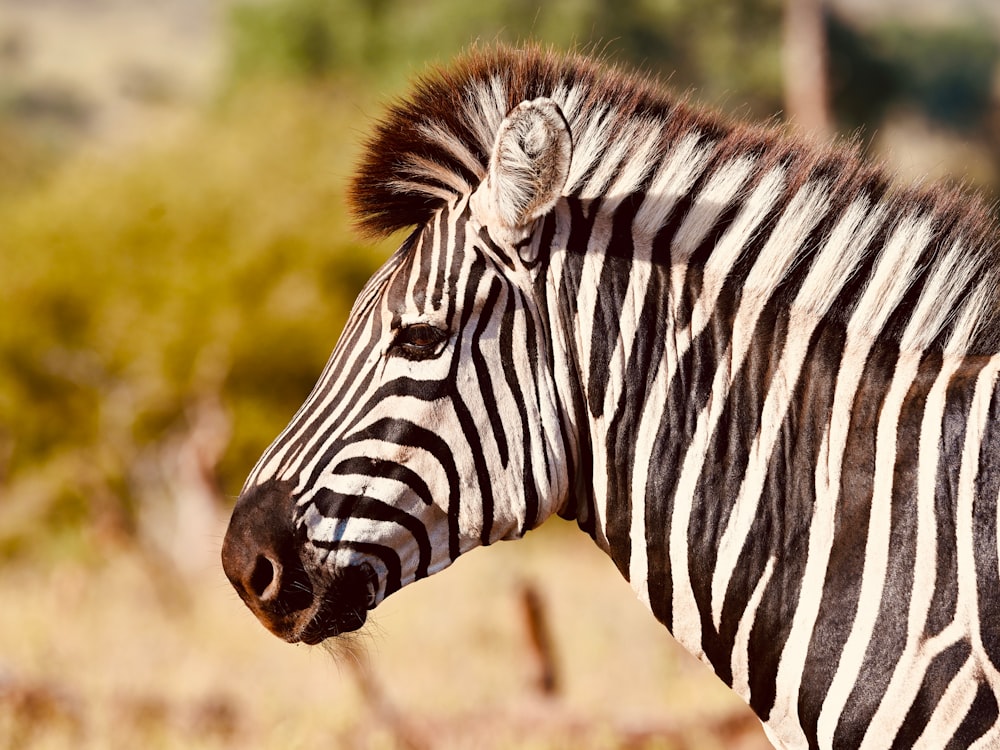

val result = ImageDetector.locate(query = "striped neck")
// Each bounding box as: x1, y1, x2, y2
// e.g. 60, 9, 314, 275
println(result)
533, 149, 1000, 742
537, 137, 1000, 547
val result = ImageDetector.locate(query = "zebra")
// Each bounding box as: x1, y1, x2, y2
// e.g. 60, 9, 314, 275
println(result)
221, 46, 1000, 748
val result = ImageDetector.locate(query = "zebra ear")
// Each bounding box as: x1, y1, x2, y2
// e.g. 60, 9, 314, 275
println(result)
472, 97, 572, 246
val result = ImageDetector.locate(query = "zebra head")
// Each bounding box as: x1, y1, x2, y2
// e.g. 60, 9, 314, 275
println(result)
222, 98, 576, 643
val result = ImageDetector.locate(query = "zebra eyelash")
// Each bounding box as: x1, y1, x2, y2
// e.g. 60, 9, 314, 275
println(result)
389, 322, 450, 361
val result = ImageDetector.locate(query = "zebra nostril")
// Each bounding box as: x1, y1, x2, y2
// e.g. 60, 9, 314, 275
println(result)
249, 554, 282, 602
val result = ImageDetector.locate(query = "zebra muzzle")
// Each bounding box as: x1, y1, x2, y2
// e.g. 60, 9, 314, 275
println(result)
221, 479, 372, 643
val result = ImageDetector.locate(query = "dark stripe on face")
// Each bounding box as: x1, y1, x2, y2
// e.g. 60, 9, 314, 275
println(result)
302, 417, 462, 561
444, 213, 465, 323
431, 210, 450, 311
310, 539, 404, 597
408, 215, 433, 310
331, 456, 435, 506
302, 375, 452, 491
311, 488, 432, 579
471, 277, 509, 468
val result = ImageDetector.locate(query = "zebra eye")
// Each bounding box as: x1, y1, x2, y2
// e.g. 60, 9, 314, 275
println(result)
391, 323, 448, 360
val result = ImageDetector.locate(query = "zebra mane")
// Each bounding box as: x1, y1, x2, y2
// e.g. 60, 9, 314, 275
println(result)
350, 45, 1000, 356
350, 45, 726, 235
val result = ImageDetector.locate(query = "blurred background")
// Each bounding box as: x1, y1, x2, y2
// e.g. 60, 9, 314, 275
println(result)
1, 0, 998, 747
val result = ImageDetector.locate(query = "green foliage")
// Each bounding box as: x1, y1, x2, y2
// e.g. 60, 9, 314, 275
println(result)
878, 23, 999, 131
228, 0, 369, 82
829, 15, 1000, 133
224, 0, 786, 116
0, 85, 394, 556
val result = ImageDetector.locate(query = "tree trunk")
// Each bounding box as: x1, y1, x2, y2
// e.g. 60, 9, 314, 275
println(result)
783, 0, 832, 137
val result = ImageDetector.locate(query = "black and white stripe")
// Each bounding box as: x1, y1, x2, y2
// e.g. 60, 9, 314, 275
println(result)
227, 47, 1000, 749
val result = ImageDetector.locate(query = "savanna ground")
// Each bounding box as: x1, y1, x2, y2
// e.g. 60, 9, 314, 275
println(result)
1, 519, 770, 749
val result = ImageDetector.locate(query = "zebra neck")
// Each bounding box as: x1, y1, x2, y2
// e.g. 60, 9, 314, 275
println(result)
544, 190, 1000, 731
541, 152, 1000, 578
543, 193, 697, 570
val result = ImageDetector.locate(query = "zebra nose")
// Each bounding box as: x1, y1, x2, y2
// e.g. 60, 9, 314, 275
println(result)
221, 480, 317, 638
244, 548, 282, 602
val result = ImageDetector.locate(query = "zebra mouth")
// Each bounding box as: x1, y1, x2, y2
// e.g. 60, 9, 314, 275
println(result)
298, 563, 377, 645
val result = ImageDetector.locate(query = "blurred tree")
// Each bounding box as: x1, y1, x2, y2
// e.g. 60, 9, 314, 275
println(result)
783, 0, 832, 136
224, 0, 787, 115
0, 87, 392, 562
828, 14, 1000, 135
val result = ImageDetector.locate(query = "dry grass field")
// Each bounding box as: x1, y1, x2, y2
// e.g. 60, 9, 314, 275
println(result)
1, 519, 771, 749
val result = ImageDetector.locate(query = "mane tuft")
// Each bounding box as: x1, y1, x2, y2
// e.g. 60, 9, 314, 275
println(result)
349, 45, 706, 237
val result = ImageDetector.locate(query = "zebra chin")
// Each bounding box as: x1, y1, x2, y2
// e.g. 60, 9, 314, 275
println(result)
290, 564, 376, 645
221, 479, 377, 644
